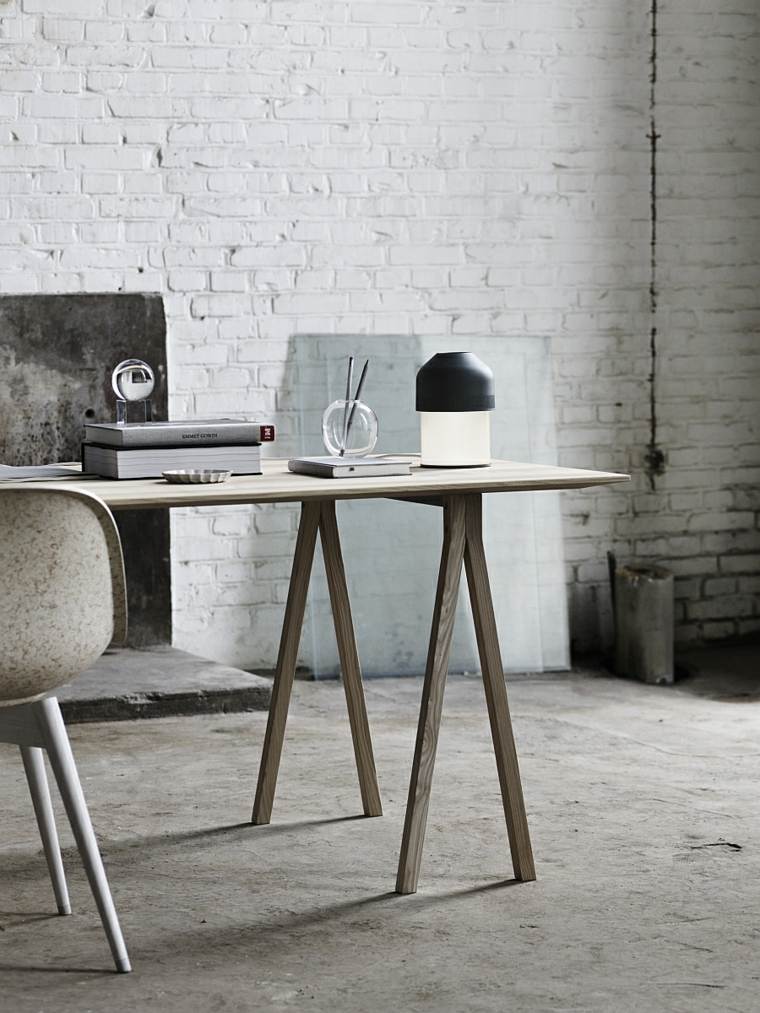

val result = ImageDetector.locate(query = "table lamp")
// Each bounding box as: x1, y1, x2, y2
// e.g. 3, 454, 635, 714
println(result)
416, 351, 495, 467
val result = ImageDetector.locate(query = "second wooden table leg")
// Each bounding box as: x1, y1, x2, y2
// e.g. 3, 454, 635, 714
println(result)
464, 495, 535, 882
252, 501, 321, 825
396, 496, 466, 894
320, 500, 382, 817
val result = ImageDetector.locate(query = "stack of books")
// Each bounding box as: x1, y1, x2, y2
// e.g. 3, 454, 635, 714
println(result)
82, 419, 275, 480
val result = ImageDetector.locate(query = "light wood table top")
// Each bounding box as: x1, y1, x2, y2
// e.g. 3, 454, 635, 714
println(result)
7, 458, 629, 510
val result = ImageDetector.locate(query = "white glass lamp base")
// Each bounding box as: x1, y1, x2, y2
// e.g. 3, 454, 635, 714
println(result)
419, 411, 492, 467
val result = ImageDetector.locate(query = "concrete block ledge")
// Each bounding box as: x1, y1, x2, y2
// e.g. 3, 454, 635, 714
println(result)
57, 647, 272, 724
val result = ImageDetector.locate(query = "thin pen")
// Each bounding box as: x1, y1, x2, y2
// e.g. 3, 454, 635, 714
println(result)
340, 355, 354, 457
344, 358, 369, 447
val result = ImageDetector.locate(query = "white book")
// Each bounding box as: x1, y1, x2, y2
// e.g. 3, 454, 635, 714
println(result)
83, 443, 261, 480
288, 456, 412, 479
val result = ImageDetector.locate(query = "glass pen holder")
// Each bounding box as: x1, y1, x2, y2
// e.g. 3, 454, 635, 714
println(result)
322, 399, 378, 457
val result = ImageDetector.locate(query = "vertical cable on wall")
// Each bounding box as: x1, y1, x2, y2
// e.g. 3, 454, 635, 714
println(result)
645, 0, 665, 489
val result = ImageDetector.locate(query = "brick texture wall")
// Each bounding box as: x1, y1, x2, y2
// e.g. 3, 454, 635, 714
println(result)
0, 0, 757, 667
652, 2, 760, 645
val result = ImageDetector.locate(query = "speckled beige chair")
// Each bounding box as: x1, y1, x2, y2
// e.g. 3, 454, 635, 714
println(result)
0, 486, 131, 973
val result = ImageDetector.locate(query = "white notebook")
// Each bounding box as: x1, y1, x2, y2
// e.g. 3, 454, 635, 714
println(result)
288, 456, 412, 479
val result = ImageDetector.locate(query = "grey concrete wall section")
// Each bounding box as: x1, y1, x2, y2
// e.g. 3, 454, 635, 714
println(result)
0, 294, 171, 647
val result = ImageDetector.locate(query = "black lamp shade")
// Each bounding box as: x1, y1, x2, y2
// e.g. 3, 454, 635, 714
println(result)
415, 351, 495, 413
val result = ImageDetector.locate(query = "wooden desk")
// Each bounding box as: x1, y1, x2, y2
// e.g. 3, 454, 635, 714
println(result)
17, 459, 628, 893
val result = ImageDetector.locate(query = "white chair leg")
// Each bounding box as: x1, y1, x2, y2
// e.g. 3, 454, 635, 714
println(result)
36, 697, 132, 974
20, 746, 71, 916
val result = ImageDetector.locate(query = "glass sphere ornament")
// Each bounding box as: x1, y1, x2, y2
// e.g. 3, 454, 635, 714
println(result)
322, 399, 378, 457
111, 358, 156, 423
111, 359, 155, 403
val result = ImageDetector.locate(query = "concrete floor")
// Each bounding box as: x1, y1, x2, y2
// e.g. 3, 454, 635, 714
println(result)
1, 669, 758, 1013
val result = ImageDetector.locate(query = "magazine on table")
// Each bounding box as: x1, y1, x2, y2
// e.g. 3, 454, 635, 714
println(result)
0, 464, 81, 482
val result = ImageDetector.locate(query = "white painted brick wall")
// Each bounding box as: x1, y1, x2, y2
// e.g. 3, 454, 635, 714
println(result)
646, 0, 760, 646
0, 0, 757, 666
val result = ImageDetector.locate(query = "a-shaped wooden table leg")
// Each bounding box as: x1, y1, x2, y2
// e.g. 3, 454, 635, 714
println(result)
319, 500, 382, 817
396, 496, 466, 894
252, 500, 320, 825
464, 494, 536, 882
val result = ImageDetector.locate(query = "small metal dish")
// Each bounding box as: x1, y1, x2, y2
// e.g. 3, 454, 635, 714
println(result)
162, 469, 232, 485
